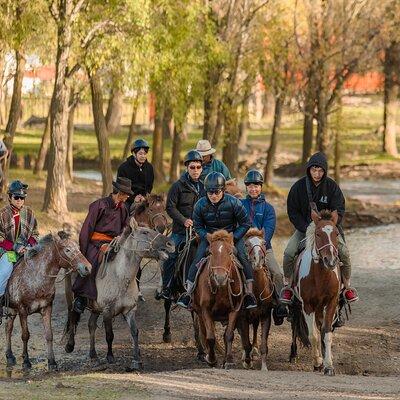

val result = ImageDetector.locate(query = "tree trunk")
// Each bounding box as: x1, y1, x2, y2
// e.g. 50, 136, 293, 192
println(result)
316, 104, 329, 154
212, 100, 224, 148
66, 97, 77, 183
105, 89, 123, 135
302, 84, 315, 165
2, 49, 26, 191
89, 72, 113, 196
203, 69, 220, 142
383, 41, 400, 157
162, 106, 173, 139
238, 93, 250, 150
152, 100, 165, 184
169, 122, 183, 183
123, 98, 139, 160
222, 104, 239, 177
264, 94, 284, 187
333, 97, 343, 184
33, 106, 52, 175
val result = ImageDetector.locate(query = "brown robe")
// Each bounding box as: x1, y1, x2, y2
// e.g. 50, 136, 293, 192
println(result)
72, 195, 129, 299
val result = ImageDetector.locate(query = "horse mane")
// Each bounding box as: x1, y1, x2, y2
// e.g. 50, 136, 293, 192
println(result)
320, 209, 333, 220
25, 233, 54, 258
306, 222, 316, 250
208, 230, 233, 244
245, 228, 264, 238
147, 193, 165, 204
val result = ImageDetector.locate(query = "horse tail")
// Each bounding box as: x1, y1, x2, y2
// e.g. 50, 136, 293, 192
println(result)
291, 303, 310, 348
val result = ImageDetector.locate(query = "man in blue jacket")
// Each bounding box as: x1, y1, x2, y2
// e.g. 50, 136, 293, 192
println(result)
177, 172, 257, 310
241, 169, 287, 323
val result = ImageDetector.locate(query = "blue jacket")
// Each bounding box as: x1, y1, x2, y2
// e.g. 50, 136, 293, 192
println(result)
193, 193, 250, 242
241, 194, 276, 249
200, 157, 232, 182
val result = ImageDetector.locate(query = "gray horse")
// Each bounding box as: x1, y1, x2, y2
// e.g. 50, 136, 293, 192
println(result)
64, 216, 174, 371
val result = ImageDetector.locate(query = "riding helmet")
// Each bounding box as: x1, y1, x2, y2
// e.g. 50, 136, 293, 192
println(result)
184, 150, 203, 166
8, 180, 28, 198
131, 138, 150, 153
204, 172, 226, 191
244, 169, 264, 185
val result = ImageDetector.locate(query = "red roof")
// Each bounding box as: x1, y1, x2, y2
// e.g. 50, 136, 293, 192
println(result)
24, 66, 55, 81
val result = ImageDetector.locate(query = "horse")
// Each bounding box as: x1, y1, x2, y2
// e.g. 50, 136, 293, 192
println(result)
192, 230, 244, 368
64, 216, 175, 371
237, 228, 274, 371
289, 209, 341, 376
4, 231, 91, 371
225, 179, 243, 199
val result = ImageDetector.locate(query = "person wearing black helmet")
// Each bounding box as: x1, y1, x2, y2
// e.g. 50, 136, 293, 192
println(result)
117, 138, 154, 206
177, 171, 257, 310
241, 169, 287, 325
0, 180, 39, 321
280, 152, 358, 315
158, 150, 206, 300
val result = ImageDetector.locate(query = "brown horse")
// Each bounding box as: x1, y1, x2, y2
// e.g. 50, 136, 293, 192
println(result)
5, 231, 91, 371
133, 194, 169, 233
192, 230, 244, 368
237, 228, 274, 371
290, 210, 341, 376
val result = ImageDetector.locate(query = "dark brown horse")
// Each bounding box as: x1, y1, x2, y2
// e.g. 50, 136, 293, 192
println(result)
192, 230, 244, 368
5, 231, 91, 371
290, 210, 341, 376
133, 194, 169, 234
238, 228, 274, 371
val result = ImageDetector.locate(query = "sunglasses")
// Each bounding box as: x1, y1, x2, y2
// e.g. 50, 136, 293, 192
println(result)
12, 195, 25, 200
207, 189, 222, 195
188, 165, 202, 170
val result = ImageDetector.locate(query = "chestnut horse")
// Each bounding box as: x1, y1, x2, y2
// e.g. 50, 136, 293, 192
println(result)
5, 231, 91, 371
290, 210, 341, 376
237, 228, 274, 371
192, 230, 244, 368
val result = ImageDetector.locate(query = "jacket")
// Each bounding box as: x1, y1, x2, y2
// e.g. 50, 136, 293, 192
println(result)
200, 157, 232, 182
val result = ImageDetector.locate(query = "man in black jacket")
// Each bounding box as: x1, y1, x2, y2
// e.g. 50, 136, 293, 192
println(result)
159, 150, 205, 300
117, 139, 154, 207
280, 152, 358, 306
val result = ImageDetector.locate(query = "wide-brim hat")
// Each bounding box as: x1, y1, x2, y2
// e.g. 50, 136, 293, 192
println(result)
196, 139, 216, 156
112, 177, 134, 195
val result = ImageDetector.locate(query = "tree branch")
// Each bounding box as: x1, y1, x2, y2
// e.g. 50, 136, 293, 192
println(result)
70, 0, 87, 23
48, 0, 59, 21
81, 20, 118, 49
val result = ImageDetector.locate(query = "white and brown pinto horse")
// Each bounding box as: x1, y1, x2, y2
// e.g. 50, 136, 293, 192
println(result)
291, 209, 341, 376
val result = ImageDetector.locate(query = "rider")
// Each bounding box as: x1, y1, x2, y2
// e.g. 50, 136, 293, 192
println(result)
177, 172, 257, 310
159, 150, 205, 300
72, 177, 132, 313
241, 169, 288, 323
196, 139, 232, 182
280, 152, 358, 306
0, 180, 39, 320
117, 138, 154, 208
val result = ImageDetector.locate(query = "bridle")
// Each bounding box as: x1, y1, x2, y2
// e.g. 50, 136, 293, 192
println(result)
313, 225, 339, 266
246, 240, 267, 270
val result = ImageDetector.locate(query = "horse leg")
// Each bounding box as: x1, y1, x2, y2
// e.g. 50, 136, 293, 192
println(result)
289, 320, 298, 363
251, 319, 260, 358
260, 310, 272, 371
65, 309, 80, 353
304, 311, 323, 371
163, 299, 172, 343
40, 305, 57, 371
124, 309, 143, 371
237, 319, 252, 369
201, 310, 217, 367
104, 317, 115, 364
5, 314, 16, 366
223, 311, 238, 370
19, 312, 31, 369
191, 311, 206, 361
88, 312, 99, 361
322, 301, 337, 376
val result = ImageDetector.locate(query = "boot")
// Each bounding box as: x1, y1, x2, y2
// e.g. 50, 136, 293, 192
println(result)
177, 281, 193, 309
159, 286, 172, 301
73, 296, 87, 314
243, 281, 257, 310
279, 276, 294, 305
342, 277, 359, 303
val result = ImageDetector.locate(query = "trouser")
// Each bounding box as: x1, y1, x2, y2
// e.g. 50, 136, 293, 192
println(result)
265, 249, 284, 294
282, 229, 351, 281
0, 253, 14, 296
162, 233, 186, 288
187, 237, 254, 284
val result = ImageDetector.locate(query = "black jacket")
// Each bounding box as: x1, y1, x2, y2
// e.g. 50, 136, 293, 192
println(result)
193, 193, 251, 242
117, 156, 154, 203
166, 173, 205, 234
287, 152, 345, 233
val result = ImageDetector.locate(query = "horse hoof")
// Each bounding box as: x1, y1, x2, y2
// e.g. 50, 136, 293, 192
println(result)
314, 364, 324, 372
6, 355, 16, 367
89, 350, 98, 360
223, 362, 235, 370
65, 342, 75, 353
242, 361, 253, 370
205, 355, 217, 367
107, 354, 115, 364
289, 355, 298, 364
23, 361, 32, 370
163, 333, 171, 343
324, 367, 335, 376
196, 352, 206, 363
250, 347, 260, 359
261, 363, 268, 372
48, 361, 58, 372
126, 361, 143, 372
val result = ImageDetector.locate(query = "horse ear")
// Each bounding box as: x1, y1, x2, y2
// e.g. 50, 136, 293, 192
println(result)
331, 210, 339, 226
206, 233, 212, 243
228, 232, 234, 244
58, 230, 71, 240
130, 216, 139, 230
311, 210, 321, 224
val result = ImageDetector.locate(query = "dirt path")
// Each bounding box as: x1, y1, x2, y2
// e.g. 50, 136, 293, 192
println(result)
0, 225, 399, 399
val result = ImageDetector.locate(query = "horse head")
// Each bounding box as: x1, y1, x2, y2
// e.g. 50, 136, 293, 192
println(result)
126, 216, 174, 261
244, 228, 267, 270
54, 231, 92, 277
310, 209, 339, 270
225, 179, 243, 199
133, 194, 168, 233
206, 230, 235, 287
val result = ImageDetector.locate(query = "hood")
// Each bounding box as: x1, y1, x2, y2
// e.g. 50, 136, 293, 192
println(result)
306, 152, 328, 179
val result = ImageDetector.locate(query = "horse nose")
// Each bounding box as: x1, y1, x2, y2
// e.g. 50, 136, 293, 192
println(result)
215, 273, 228, 286
156, 225, 166, 234
166, 241, 175, 251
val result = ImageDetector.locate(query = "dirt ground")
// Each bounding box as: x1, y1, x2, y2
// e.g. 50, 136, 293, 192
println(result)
0, 223, 399, 400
